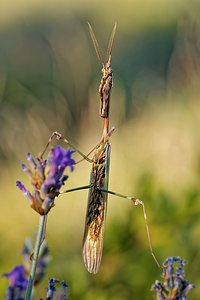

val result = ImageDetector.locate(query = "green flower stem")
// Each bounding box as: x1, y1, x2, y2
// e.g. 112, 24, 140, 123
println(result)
25, 214, 47, 300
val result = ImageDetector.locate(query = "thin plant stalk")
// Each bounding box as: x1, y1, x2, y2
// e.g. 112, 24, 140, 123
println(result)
25, 214, 47, 300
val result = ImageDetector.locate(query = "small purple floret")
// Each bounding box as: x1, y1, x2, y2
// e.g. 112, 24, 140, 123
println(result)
47, 146, 75, 183
42, 159, 47, 167
16, 181, 33, 205
44, 278, 59, 299
53, 146, 75, 173
16, 181, 27, 194
21, 163, 26, 170
40, 179, 56, 199
21, 163, 33, 180
61, 175, 68, 185
2, 265, 28, 290
61, 280, 68, 288
48, 278, 60, 290
26, 153, 36, 167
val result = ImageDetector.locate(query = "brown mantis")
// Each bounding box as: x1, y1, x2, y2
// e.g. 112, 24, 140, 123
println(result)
81, 23, 116, 274
40, 23, 161, 274
82, 23, 161, 273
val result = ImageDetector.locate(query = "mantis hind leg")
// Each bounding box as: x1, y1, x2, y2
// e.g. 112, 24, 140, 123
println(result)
99, 188, 162, 269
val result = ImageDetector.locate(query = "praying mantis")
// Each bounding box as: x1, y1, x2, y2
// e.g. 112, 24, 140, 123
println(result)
41, 23, 161, 274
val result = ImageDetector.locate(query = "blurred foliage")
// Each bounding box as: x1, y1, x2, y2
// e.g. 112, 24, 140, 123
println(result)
1, 0, 200, 299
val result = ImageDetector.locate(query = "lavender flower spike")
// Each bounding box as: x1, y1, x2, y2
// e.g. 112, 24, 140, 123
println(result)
151, 256, 195, 299
17, 145, 75, 215
40, 278, 69, 300
45, 278, 60, 300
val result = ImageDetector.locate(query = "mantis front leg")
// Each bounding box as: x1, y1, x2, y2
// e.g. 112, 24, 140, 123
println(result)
40, 128, 115, 164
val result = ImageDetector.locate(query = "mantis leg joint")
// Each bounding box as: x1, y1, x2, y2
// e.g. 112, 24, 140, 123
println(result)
53, 131, 64, 141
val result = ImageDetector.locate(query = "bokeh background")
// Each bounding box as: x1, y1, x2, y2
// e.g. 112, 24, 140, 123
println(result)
1, 0, 200, 299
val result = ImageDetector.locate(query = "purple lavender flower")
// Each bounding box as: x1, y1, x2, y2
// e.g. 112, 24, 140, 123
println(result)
45, 278, 59, 299
16, 146, 75, 215
2, 265, 28, 300
151, 256, 195, 299
40, 278, 69, 300
2, 265, 28, 290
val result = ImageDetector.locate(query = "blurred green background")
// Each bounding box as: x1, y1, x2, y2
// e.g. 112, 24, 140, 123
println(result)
1, 0, 200, 299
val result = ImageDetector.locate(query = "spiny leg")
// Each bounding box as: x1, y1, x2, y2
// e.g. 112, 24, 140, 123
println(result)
99, 188, 162, 268
40, 131, 59, 159
76, 127, 114, 164
40, 127, 114, 164
40, 131, 92, 162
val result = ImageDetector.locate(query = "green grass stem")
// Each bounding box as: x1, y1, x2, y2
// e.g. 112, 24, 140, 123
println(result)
25, 214, 47, 300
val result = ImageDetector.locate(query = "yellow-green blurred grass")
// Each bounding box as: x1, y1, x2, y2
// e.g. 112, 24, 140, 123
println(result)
0, 0, 181, 31
1, 94, 200, 298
